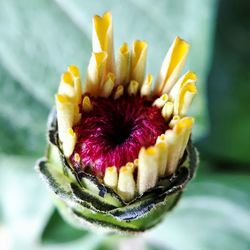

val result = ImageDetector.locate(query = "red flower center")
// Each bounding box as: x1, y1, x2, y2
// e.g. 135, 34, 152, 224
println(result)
70, 94, 167, 177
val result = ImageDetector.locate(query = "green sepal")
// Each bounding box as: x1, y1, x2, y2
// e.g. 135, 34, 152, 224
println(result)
36, 110, 199, 233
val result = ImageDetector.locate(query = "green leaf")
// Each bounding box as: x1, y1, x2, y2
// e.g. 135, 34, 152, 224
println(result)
147, 172, 250, 250
41, 208, 88, 244
0, 64, 48, 156
0, 155, 53, 249
199, 0, 250, 164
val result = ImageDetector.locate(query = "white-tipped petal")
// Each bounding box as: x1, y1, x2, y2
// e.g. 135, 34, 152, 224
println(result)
153, 94, 168, 108
165, 117, 194, 174
154, 37, 190, 95
82, 96, 93, 112
104, 166, 118, 189
85, 52, 108, 96
68, 65, 82, 105
127, 80, 139, 96
137, 147, 159, 195
116, 43, 130, 85
174, 82, 197, 116
141, 73, 153, 97
155, 142, 168, 177
58, 72, 75, 98
118, 166, 136, 202
100, 72, 115, 97
174, 117, 194, 159
130, 40, 148, 85
55, 94, 75, 143
161, 101, 174, 121
114, 85, 124, 100
92, 12, 114, 73
164, 129, 183, 175
63, 128, 76, 157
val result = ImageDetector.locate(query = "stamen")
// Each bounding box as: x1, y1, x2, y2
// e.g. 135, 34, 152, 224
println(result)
141, 73, 153, 97
127, 80, 139, 96
74, 153, 81, 163
161, 101, 174, 121
114, 85, 124, 100
169, 115, 180, 128
153, 94, 168, 108
100, 72, 115, 97
82, 96, 93, 112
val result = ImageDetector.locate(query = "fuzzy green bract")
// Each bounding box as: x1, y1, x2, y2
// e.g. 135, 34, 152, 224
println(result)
36, 110, 199, 233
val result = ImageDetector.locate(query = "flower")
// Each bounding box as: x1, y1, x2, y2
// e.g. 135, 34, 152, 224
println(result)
37, 12, 199, 233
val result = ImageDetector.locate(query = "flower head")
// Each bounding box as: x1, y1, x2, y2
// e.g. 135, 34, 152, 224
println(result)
37, 12, 199, 233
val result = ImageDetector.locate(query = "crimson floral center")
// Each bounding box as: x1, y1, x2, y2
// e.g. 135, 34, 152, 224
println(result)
70, 94, 167, 177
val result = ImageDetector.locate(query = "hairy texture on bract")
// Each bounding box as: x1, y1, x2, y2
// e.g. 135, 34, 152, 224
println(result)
70, 95, 167, 176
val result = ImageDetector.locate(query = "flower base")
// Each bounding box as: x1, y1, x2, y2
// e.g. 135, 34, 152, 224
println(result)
36, 110, 199, 233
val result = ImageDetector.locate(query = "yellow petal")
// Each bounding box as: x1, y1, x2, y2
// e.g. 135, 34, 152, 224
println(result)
85, 52, 108, 96
169, 71, 197, 100
165, 117, 194, 174
55, 94, 75, 143
92, 12, 114, 73
175, 117, 194, 158
63, 128, 76, 157
154, 37, 190, 95
137, 146, 159, 194
116, 43, 130, 85
130, 40, 148, 85
174, 82, 197, 116
117, 166, 136, 201
58, 72, 75, 98
68, 65, 82, 105
155, 142, 168, 177
104, 166, 118, 189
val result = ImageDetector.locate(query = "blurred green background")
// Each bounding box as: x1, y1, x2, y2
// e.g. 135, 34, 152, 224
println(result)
0, 0, 249, 249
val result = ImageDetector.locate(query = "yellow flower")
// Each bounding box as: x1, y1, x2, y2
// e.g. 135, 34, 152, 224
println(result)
37, 12, 199, 233
55, 12, 197, 201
